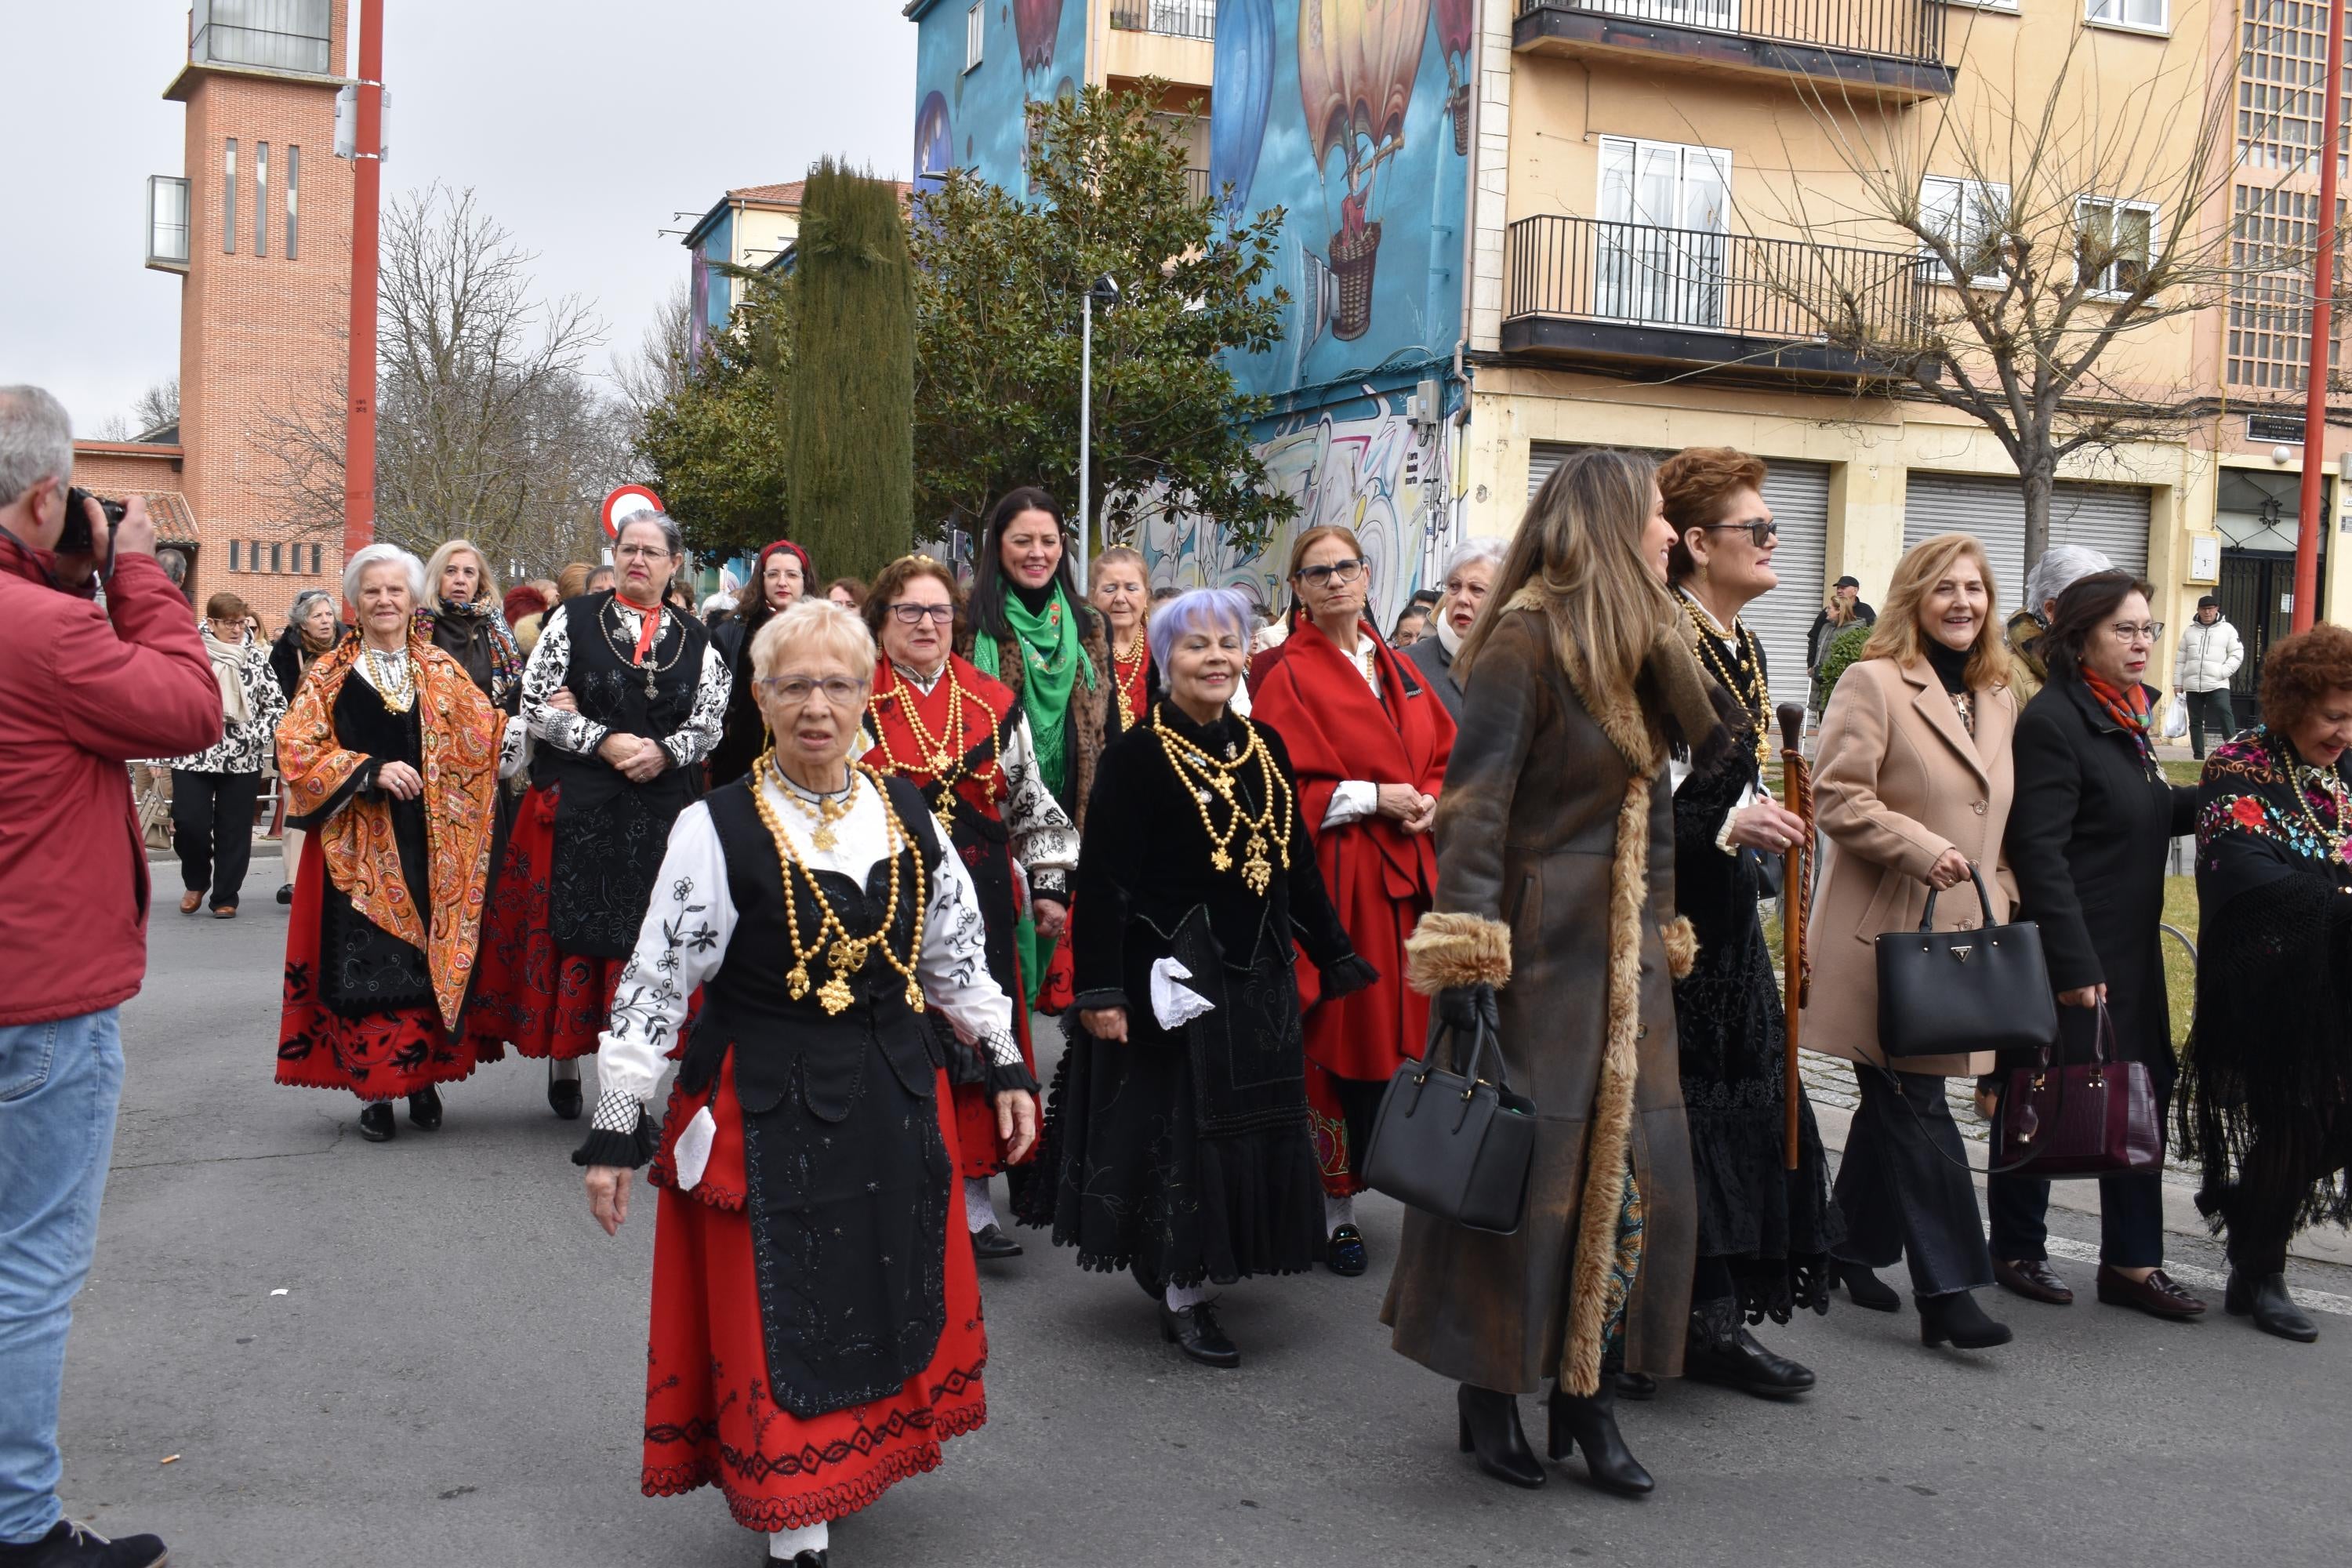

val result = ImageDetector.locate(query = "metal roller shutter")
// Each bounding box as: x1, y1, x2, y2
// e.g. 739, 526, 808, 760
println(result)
1528, 441, 1828, 711
1901, 473, 2151, 616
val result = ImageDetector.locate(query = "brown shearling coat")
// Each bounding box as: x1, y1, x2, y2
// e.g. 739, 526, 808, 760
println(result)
1379, 604, 1700, 1393
1798, 655, 2017, 1078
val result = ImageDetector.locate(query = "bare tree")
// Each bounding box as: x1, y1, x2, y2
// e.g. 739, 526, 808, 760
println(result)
95, 377, 180, 442
1752, 24, 2256, 562
613, 280, 695, 433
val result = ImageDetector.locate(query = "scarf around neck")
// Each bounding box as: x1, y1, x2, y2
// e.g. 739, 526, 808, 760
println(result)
205, 626, 252, 724
2082, 670, 2156, 764
974, 581, 1094, 797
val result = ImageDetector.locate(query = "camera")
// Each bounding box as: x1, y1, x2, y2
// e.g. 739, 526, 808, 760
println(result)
60, 487, 126, 556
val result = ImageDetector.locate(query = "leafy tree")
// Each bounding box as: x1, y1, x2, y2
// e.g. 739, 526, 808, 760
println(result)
789, 160, 916, 579
912, 82, 1294, 550
633, 269, 794, 560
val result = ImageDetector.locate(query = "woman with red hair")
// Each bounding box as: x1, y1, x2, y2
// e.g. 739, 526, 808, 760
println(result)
709, 539, 814, 787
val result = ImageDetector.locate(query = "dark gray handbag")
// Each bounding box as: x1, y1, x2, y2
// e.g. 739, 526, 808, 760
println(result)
1873, 863, 2060, 1059
1360, 1009, 1538, 1235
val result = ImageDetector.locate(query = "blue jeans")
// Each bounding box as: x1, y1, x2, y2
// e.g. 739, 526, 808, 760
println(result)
0, 1009, 124, 1545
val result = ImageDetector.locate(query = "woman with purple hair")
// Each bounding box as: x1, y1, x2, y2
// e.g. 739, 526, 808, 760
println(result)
1022, 588, 1375, 1368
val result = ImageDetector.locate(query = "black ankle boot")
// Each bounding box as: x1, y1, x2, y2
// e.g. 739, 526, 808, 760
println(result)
1684, 1298, 1816, 1398
407, 1086, 442, 1131
1455, 1384, 1545, 1489
1547, 1381, 1654, 1496
1835, 1258, 1900, 1312
2226, 1269, 2319, 1342
358, 1102, 396, 1142
1918, 1289, 2013, 1349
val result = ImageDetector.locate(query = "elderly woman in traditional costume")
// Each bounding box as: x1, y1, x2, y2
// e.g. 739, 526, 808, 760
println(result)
577, 598, 1035, 1568
274, 544, 500, 1142
1029, 588, 1372, 1367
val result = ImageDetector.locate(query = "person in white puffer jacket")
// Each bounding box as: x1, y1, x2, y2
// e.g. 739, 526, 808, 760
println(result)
2172, 595, 2245, 758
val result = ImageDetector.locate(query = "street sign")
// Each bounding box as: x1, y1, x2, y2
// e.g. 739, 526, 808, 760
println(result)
601, 485, 663, 540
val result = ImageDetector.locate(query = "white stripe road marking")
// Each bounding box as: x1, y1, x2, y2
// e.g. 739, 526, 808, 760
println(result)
2037, 1236, 2352, 1318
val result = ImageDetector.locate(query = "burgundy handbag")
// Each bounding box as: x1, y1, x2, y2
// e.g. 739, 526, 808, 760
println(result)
1991, 1000, 2162, 1179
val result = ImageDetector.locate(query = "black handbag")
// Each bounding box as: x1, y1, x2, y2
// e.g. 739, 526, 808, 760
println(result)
1360, 1007, 1538, 1236
1873, 863, 2059, 1060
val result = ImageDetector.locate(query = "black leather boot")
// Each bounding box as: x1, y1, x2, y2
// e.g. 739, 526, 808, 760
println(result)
1455, 1384, 1545, 1489
358, 1102, 396, 1142
407, 1086, 443, 1131
1547, 1381, 1654, 1496
1834, 1258, 1900, 1312
1918, 1289, 2013, 1349
2226, 1269, 2319, 1342
1684, 1298, 1816, 1398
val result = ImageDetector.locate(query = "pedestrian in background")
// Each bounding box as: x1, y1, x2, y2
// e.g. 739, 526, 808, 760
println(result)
1091, 545, 1156, 736
501, 580, 552, 644
269, 588, 347, 906
0, 384, 218, 1568
826, 575, 867, 612
1806, 574, 1876, 691
709, 539, 815, 788
1802, 532, 2016, 1353
1391, 603, 1428, 647
2173, 594, 2245, 759
1401, 536, 1506, 720
513, 563, 591, 657
416, 539, 523, 715
2001, 544, 2113, 706
1992, 572, 2203, 1319
158, 589, 285, 920
2180, 623, 2352, 1343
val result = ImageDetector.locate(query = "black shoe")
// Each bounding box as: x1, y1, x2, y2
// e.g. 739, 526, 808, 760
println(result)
1994, 1255, 2074, 1305
1160, 1299, 1240, 1367
2226, 1269, 2319, 1342
275, 883, 293, 906
1455, 1384, 1546, 1489
1918, 1289, 2013, 1350
1835, 1259, 1901, 1312
358, 1103, 396, 1142
407, 1086, 442, 1131
786, 1552, 826, 1568
970, 1222, 1022, 1260
548, 1074, 583, 1120
1547, 1382, 1654, 1496
1614, 1371, 1660, 1401
1685, 1299, 1815, 1398
1325, 1224, 1368, 1276
0, 1519, 169, 1568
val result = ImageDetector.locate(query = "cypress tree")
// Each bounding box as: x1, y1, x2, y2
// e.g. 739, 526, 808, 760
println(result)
786, 158, 915, 580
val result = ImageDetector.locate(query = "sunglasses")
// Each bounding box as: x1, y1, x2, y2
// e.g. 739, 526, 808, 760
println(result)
1698, 519, 1779, 550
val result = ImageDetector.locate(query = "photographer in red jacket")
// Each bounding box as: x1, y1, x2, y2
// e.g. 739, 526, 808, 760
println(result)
0, 386, 219, 1568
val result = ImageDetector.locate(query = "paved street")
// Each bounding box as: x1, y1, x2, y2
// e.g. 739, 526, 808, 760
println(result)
53, 852, 2352, 1567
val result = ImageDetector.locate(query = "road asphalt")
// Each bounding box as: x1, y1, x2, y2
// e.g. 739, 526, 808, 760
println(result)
52, 858, 2352, 1566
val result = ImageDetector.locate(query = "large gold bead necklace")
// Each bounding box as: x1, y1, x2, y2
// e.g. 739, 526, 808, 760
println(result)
751, 754, 929, 1017
1681, 591, 1773, 774
1151, 703, 1294, 896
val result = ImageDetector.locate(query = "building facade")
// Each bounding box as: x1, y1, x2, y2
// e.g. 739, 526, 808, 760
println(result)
684, 182, 805, 360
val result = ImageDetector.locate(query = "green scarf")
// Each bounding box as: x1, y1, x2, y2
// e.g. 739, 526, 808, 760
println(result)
974, 583, 1095, 804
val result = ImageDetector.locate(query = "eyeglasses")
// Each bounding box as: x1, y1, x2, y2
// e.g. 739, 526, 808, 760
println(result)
1700, 519, 1779, 549
2108, 621, 2165, 645
887, 602, 956, 625
614, 544, 671, 563
756, 673, 871, 707
1294, 557, 1367, 588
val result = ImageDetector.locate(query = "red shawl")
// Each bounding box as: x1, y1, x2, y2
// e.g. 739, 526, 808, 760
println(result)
862, 655, 1015, 818
1249, 616, 1456, 1080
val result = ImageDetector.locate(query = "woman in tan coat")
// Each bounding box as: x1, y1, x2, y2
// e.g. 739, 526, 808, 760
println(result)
1385, 448, 1733, 1497
1801, 532, 2016, 1352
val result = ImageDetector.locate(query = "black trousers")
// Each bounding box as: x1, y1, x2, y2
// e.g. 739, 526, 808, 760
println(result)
1831, 1067, 1993, 1298
2186, 688, 2236, 759
171, 768, 261, 910
1987, 1169, 2165, 1269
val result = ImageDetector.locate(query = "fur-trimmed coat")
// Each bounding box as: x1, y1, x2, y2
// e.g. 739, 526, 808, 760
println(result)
1380, 599, 1708, 1395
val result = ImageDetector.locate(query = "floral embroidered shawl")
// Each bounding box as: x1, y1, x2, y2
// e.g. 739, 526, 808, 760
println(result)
277, 637, 499, 1028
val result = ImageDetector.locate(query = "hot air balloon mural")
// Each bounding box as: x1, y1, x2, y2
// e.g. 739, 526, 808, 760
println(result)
1210, 0, 1277, 217
913, 91, 953, 194
1015, 0, 1063, 73
1298, 0, 1432, 342
1434, 0, 1475, 157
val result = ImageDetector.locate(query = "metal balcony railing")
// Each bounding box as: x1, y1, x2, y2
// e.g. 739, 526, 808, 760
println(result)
1186, 168, 1212, 205
191, 0, 334, 74
1504, 214, 1926, 357
1517, 0, 1944, 67
147, 176, 191, 268
1111, 0, 1217, 42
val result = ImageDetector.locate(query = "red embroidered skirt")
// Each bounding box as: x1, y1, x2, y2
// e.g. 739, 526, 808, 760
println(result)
641, 1051, 990, 1532
465, 784, 626, 1061
949, 945, 1034, 1181
276, 836, 497, 1102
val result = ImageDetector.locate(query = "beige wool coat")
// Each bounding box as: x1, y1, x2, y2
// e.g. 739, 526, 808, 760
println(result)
1798, 655, 2017, 1078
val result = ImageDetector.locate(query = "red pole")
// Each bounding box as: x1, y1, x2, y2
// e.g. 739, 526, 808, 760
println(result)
343, 0, 383, 568
2295, 0, 2345, 633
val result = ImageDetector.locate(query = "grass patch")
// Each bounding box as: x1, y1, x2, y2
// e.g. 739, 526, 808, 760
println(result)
2161, 758, 2204, 786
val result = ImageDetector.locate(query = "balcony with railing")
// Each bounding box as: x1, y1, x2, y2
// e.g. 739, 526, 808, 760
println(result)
191, 0, 334, 76
1514, 0, 1952, 100
147, 176, 191, 272
1112, 0, 1217, 40
1501, 214, 1926, 379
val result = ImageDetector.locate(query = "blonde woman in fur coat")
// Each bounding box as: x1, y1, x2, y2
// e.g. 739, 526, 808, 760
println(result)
1382, 447, 1737, 1499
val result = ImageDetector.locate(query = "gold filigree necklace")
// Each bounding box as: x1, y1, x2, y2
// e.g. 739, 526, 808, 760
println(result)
1681, 592, 1772, 773
751, 756, 930, 1016
1151, 703, 1294, 896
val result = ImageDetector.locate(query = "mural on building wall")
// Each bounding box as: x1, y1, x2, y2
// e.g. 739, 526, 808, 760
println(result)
1211, 0, 1277, 216
1015, 0, 1064, 71
910, 0, 1088, 198
914, 91, 953, 191
1434, 0, 1475, 156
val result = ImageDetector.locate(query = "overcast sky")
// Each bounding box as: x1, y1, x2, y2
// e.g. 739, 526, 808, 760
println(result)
3, 1, 916, 438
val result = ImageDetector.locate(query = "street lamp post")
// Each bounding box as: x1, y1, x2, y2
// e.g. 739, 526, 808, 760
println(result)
1077, 274, 1120, 595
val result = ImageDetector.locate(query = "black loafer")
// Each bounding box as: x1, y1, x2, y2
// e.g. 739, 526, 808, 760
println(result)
358, 1103, 396, 1142
1686, 1327, 1817, 1399
971, 1222, 1022, 1260
1325, 1224, 1368, 1276
0, 1518, 169, 1567
1160, 1300, 1240, 1367
2227, 1269, 2319, 1342
407, 1086, 443, 1131
547, 1076, 583, 1120
275, 883, 294, 906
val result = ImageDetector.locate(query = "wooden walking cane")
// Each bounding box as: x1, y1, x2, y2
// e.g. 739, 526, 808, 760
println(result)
1776, 704, 1813, 1172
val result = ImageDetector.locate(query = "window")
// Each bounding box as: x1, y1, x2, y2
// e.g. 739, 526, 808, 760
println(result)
1919, 176, 2010, 285
229, 540, 241, 572
2077, 197, 2156, 297
310, 543, 323, 574
223, 138, 237, 255
253, 142, 269, 257
1596, 136, 1731, 328
2085, 0, 2164, 29
965, 1, 984, 71
285, 145, 299, 259
2227, 184, 2345, 390
270, 542, 284, 574
2238, 2, 2352, 173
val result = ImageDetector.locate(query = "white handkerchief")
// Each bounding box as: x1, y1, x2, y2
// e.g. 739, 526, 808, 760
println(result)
673, 1105, 717, 1193
1150, 956, 1217, 1030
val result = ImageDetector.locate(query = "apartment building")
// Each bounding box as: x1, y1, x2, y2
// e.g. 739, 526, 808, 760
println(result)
683, 183, 806, 360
